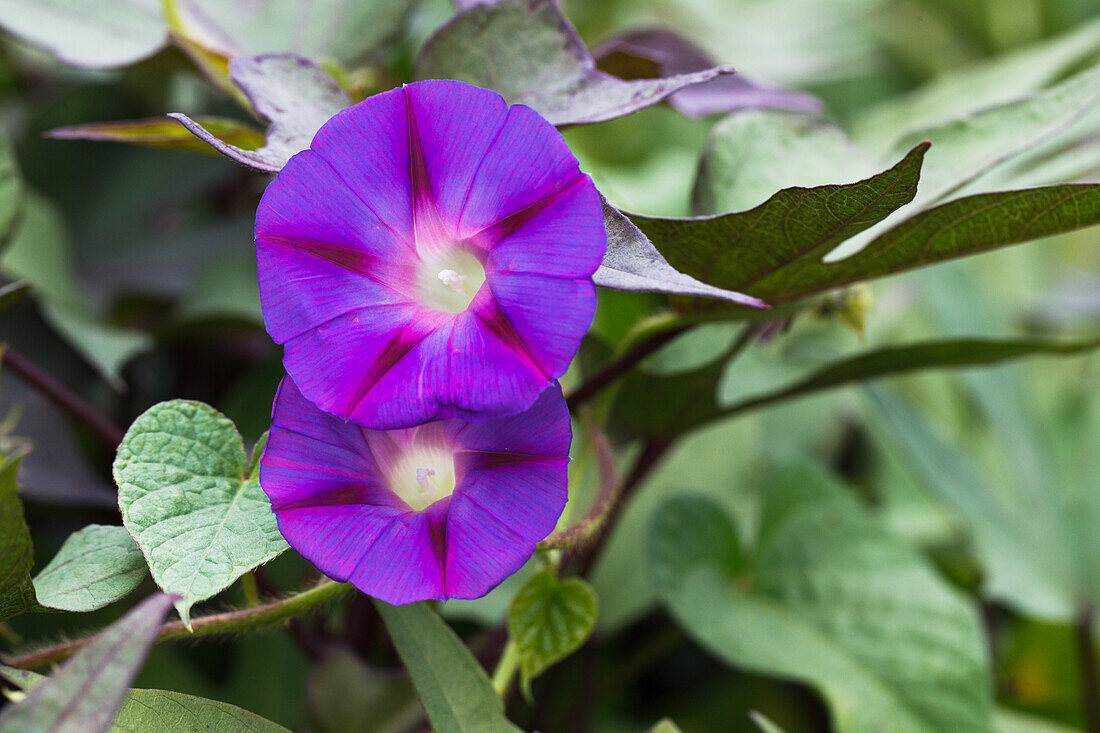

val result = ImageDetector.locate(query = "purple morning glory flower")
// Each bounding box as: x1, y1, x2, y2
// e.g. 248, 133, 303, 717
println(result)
255, 79, 606, 429
260, 377, 570, 603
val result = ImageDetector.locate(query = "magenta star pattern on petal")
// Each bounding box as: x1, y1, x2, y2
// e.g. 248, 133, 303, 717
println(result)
260, 377, 570, 604
255, 79, 606, 429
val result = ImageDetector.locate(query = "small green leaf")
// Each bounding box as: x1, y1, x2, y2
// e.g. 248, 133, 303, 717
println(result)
0, 664, 45, 691
33, 525, 148, 613
114, 402, 287, 625
415, 0, 728, 126
508, 568, 597, 690
0, 0, 167, 69
651, 465, 992, 732
374, 600, 522, 733
47, 117, 266, 154
111, 690, 292, 733
0, 453, 38, 622
648, 719, 686, 733
0, 593, 175, 733
172, 54, 351, 172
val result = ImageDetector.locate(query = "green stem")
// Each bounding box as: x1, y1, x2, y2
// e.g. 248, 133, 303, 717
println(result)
240, 571, 260, 607
5, 580, 350, 670
491, 640, 520, 697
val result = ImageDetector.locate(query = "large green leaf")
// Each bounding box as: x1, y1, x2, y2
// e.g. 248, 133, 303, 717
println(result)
0, 454, 37, 622
111, 690, 292, 733
693, 110, 873, 215
114, 402, 287, 625
415, 0, 728, 126
0, 0, 167, 69
306, 650, 420, 733
0, 593, 174, 733
33, 524, 148, 613
612, 335, 1100, 440
508, 568, 597, 691
650, 465, 992, 732
374, 600, 522, 733
167, 0, 411, 64
629, 143, 927, 305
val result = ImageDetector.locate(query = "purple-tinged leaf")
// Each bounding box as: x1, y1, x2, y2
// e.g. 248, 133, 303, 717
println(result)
47, 117, 266, 155
593, 29, 821, 118
596, 201, 767, 307
0, 593, 175, 733
416, 0, 732, 126
171, 54, 350, 172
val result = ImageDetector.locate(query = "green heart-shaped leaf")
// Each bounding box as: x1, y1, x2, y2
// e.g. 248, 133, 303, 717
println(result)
114, 401, 288, 625
508, 568, 597, 692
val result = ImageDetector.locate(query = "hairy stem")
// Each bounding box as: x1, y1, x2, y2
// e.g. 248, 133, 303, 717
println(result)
538, 410, 616, 551
0, 346, 125, 448
5, 580, 351, 670
1077, 605, 1100, 733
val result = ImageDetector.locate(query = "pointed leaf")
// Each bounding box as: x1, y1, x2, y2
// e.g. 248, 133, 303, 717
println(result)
47, 117, 265, 155
0, 454, 38, 622
0, 593, 175, 733
651, 466, 992, 732
415, 0, 731, 126
508, 568, 597, 689
595, 202, 766, 306
630, 143, 928, 306
172, 54, 350, 172
374, 600, 522, 733
592, 29, 821, 119
115, 402, 287, 624
33, 525, 148, 613
0, 0, 167, 69
0, 665, 44, 691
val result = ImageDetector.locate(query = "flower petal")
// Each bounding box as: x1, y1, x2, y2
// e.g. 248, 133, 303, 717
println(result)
309, 86, 416, 243
457, 103, 587, 236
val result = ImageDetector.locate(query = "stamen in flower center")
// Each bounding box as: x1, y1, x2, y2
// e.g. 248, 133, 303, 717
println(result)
387, 444, 457, 511
417, 246, 486, 314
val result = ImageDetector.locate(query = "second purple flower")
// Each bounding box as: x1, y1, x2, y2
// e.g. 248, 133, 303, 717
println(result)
256, 79, 607, 430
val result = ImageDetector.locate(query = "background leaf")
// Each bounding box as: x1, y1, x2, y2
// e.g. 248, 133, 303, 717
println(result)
650, 465, 993, 732
33, 524, 148, 613
0, 593, 174, 733
114, 402, 287, 624
47, 118, 266, 155
374, 599, 522, 733
508, 568, 597, 690
0, 0, 167, 69
415, 0, 730, 126
0, 454, 37, 622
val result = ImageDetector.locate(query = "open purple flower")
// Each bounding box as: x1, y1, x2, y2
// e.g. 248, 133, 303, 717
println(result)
260, 377, 570, 603
255, 79, 606, 429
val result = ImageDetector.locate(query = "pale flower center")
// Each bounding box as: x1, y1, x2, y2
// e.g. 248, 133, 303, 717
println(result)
387, 445, 457, 511
417, 247, 486, 314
